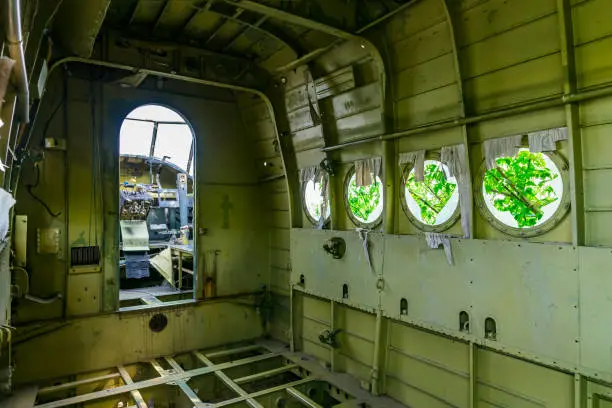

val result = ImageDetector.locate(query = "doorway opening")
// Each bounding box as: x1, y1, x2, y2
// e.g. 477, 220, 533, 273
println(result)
118, 104, 196, 308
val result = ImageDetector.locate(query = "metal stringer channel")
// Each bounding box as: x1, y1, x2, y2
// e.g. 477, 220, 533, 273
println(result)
30, 340, 406, 408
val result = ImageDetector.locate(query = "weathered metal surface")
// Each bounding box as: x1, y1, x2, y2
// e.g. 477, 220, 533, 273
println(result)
53, 0, 111, 58
14, 299, 263, 385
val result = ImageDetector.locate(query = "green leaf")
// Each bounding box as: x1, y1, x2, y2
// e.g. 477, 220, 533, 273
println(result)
405, 163, 457, 225
483, 150, 559, 228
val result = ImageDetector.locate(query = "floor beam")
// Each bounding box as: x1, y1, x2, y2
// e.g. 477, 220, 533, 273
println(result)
193, 351, 264, 408
38, 373, 122, 395
117, 366, 148, 408
34, 352, 278, 408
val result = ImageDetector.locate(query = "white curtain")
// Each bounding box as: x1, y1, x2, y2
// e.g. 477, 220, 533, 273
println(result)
528, 127, 567, 153
299, 166, 318, 185
0, 57, 16, 130
398, 150, 425, 182
355, 157, 382, 187
483, 134, 522, 170
425, 232, 453, 265
441, 144, 471, 238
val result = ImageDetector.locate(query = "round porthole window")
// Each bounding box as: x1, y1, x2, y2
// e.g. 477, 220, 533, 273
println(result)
345, 167, 384, 228
475, 149, 569, 237
302, 171, 331, 225
401, 159, 460, 232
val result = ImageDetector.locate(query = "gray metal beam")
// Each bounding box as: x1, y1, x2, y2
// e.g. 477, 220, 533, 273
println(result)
233, 364, 298, 385
158, 357, 204, 405
355, 0, 422, 34
219, 0, 356, 40
194, 351, 264, 408
556, 0, 585, 246
181, 4, 298, 56
152, 0, 172, 33
37, 373, 122, 395
35, 352, 278, 408
128, 0, 144, 26
117, 366, 149, 408
214, 377, 314, 407
286, 387, 323, 408
442, 0, 473, 238
205, 344, 262, 359
205, 8, 244, 45
223, 15, 268, 52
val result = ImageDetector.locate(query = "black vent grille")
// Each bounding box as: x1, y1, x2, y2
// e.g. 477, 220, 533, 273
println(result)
71, 246, 101, 266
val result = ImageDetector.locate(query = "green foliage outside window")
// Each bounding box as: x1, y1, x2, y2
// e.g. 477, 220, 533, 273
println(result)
406, 163, 457, 225
348, 176, 381, 222
483, 150, 558, 228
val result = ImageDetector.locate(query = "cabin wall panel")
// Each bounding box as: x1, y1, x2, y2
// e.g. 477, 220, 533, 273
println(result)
476, 349, 574, 408
385, 0, 446, 45
291, 229, 382, 313
13, 300, 263, 384
578, 247, 612, 379
575, 36, 612, 89
292, 230, 583, 372
382, 234, 579, 368
464, 53, 563, 113
572, 0, 612, 45
456, 0, 557, 47
459, 15, 560, 80
234, 94, 289, 344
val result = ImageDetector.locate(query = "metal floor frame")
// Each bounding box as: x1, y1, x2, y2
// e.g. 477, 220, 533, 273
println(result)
31, 339, 406, 408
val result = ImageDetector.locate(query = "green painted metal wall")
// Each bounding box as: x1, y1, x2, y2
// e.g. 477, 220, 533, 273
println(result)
263, 0, 612, 406
13, 65, 271, 322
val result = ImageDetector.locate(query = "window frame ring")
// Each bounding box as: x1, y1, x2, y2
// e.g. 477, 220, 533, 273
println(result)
301, 168, 331, 227
399, 154, 461, 233
474, 149, 570, 237
343, 165, 384, 229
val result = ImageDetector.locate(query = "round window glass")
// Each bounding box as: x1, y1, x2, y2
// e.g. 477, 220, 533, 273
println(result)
345, 171, 384, 227
479, 149, 568, 235
303, 175, 330, 225
403, 160, 460, 230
